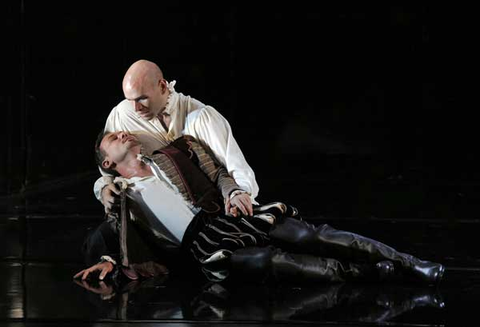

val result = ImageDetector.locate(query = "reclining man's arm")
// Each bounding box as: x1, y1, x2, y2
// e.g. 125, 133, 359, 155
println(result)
185, 106, 259, 204
188, 137, 253, 216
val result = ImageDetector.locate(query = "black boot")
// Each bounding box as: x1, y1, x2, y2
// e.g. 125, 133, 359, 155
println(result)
229, 246, 394, 283
269, 218, 444, 284
272, 251, 395, 283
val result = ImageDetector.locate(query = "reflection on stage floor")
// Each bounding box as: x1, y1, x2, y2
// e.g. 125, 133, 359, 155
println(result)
1, 173, 479, 326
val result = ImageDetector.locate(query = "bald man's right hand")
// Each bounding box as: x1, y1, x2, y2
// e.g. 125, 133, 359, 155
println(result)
101, 183, 121, 213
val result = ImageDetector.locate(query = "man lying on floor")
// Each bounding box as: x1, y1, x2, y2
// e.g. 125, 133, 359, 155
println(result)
74, 131, 445, 284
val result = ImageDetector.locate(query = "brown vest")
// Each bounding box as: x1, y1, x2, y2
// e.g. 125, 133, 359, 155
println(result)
153, 136, 223, 214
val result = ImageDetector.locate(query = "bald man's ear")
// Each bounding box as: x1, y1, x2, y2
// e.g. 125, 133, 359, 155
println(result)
159, 79, 168, 93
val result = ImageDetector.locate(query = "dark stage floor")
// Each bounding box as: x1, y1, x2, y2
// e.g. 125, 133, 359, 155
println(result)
1, 169, 480, 327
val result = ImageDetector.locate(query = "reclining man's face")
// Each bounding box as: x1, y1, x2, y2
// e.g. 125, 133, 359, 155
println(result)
100, 132, 141, 170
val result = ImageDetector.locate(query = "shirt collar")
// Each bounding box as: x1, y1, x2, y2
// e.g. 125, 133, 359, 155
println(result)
113, 174, 156, 186
163, 80, 178, 116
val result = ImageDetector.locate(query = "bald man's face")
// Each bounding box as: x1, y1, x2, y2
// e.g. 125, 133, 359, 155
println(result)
123, 78, 169, 121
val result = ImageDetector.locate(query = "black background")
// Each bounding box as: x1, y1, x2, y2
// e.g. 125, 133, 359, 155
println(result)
1, 2, 479, 220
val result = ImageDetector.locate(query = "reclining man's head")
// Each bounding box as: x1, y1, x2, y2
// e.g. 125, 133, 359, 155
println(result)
95, 131, 145, 178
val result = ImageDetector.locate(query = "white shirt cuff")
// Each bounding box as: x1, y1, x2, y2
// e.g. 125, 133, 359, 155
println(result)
100, 255, 117, 265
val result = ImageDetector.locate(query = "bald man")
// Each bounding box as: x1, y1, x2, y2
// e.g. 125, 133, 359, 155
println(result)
94, 60, 258, 215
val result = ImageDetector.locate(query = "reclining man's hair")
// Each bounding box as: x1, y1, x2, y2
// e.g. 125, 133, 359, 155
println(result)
94, 130, 119, 177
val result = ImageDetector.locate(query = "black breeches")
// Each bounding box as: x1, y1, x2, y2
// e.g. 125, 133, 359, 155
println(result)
81, 219, 171, 267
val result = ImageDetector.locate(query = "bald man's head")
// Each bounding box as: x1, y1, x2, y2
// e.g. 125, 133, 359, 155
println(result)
122, 60, 170, 121
122, 60, 163, 92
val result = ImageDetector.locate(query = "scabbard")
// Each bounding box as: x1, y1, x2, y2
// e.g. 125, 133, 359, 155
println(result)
120, 187, 129, 267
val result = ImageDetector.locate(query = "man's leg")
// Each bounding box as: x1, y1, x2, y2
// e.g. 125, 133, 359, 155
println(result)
81, 216, 167, 280
82, 220, 120, 267
229, 246, 394, 283
187, 202, 392, 283
120, 214, 170, 278
268, 218, 444, 284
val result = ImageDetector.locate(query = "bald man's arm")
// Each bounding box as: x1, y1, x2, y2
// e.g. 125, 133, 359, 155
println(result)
93, 105, 123, 206
184, 106, 259, 203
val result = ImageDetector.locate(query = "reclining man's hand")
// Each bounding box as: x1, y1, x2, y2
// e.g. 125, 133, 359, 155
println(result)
101, 183, 121, 213
74, 262, 114, 281
228, 193, 253, 217
73, 279, 115, 300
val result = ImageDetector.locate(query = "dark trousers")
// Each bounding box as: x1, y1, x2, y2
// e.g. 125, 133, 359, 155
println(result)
82, 220, 120, 267
82, 215, 186, 269
82, 202, 443, 284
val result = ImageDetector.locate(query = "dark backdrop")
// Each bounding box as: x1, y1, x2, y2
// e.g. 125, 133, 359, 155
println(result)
1, 2, 479, 220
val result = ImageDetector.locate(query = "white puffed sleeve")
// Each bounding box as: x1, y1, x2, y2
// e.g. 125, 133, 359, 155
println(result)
184, 106, 259, 203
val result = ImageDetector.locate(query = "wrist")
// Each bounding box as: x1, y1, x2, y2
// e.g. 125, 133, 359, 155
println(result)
229, 189, 249, 200
100, 255, 117, 266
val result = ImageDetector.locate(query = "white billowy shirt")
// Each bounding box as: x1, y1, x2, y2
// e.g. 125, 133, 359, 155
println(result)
94, 81, 258, 203
121, 174, 198, 246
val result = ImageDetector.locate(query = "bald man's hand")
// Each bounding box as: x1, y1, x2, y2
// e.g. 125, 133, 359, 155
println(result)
101, 183, 121, 213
